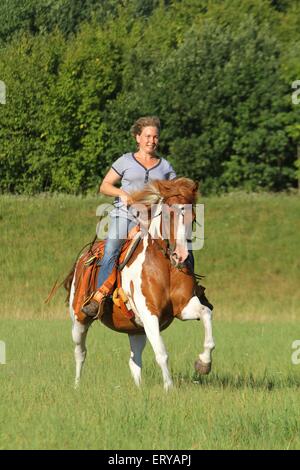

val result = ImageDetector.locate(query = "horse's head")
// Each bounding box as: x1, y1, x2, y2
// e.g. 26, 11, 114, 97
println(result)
131, 177, 199, 267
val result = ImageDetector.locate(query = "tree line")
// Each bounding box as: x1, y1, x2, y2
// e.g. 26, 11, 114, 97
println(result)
0, 0, 300, 194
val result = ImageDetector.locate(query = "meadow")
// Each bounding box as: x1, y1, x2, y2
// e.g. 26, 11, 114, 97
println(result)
0, 193, 299, 449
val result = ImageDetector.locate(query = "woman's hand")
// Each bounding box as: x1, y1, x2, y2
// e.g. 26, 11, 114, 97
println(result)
99, 168, 135, 206
100, 169, 134, 206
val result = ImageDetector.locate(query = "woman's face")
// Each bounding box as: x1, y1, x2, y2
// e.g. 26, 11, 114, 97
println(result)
136, 126, 159, 155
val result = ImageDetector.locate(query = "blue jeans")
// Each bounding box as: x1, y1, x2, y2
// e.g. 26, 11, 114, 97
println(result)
96, 216, 136, 289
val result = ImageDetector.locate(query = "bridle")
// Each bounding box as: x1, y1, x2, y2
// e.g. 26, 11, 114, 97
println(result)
135, 196, 196, 272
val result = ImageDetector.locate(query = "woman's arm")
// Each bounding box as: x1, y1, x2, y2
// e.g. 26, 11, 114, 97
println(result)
99, 168, 133, 205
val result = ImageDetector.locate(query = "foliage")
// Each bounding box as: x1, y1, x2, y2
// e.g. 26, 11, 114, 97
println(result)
0, 0, 299, 194
0, 32, 65, 193
0, 0, 118, 42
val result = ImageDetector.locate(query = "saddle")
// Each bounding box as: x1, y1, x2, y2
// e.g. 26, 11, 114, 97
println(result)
72, 227, 141, 324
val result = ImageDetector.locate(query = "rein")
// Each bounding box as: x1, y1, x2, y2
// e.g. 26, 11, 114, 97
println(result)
151, 236, 204, 280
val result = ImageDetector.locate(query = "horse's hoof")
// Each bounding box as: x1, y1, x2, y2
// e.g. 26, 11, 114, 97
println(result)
164, 381, 174, 391
194, 359, 212, 375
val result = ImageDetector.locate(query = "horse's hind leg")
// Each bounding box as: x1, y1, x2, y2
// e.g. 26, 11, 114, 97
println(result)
128, 334, 147, 387
72, 319, 91, 388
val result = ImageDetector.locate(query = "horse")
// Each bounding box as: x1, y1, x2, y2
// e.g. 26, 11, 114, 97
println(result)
67, 177, 215, 390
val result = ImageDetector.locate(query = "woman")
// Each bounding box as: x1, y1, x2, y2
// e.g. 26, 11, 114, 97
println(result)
82, 116, 177, 317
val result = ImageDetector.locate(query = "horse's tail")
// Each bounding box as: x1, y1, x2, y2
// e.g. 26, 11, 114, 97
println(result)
63, 261, 77, 304
45, 236, 98, 305
44, 262, 77, 306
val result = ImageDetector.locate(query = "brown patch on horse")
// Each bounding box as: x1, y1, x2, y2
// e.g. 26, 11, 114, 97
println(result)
141, 237, 172, 317
156, 178, 198, 205
100, 298, 145, 334
130, 280, 134, 298
169, 265, 196, 317
131, 177, 199, 206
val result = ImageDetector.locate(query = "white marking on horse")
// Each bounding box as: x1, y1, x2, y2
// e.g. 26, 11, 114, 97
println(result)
128, 334, 147, 386
173, 204, 189, 263
180, 296, 215, 364
121, 237, 149, 327
70, 266, 91, 387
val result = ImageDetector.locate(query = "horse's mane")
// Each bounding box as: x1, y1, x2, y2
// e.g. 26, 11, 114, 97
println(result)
131, 177, 199, 205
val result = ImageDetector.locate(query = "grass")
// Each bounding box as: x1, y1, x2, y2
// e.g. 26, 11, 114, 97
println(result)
0, 319, 299, 450
0, 192, 299, 449
0, 192, 299, 321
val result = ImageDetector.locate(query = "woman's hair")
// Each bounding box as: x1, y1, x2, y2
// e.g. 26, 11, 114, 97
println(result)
130, 116, 161, 137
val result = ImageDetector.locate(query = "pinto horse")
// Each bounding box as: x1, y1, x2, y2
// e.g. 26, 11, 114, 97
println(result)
68, 177, 215, 390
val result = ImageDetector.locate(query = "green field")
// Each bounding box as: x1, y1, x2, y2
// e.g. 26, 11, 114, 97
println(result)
0, 319, 299, 450
0, 193, 300, 449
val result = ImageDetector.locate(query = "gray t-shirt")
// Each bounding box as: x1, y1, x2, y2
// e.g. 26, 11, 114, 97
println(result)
110, 152, 177, 218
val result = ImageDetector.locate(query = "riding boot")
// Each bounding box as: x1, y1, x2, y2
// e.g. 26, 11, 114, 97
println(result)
82, 265, 117, 318
81, 289, 106, 317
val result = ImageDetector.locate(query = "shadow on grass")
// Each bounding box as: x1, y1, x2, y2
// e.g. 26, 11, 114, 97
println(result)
173, 371, 300, 391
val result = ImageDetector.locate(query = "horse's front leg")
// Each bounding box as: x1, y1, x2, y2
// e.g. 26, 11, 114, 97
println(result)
135, 304, 173, 390
178, 296, 215, 374
128, 334, 147, 387
143, 315, 173, 391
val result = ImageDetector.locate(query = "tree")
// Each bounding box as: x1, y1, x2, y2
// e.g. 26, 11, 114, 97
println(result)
41, 22, 124, 192
0, 32, 65, 193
